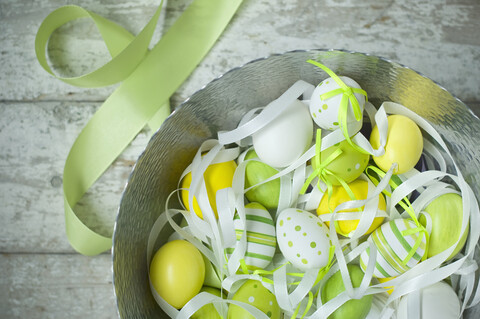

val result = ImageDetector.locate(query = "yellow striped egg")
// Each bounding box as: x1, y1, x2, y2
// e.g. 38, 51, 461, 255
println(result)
227, 202, 276, 270
360, 219, 427, 279
277, 208, 332, 270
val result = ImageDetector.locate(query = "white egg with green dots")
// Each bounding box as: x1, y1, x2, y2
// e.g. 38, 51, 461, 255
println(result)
226, 202, 276, 271
360, 218, 427, 279
276, 208, 332, 270
309, 76, 365, 131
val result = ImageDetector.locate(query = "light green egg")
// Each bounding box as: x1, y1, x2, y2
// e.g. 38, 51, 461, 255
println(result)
313, 138, 370, 186
228, 280, 281, 319
321, 264, 372, 319
244, 150, 280, 210
191, 287, 223, 319
419, 193, 468, 261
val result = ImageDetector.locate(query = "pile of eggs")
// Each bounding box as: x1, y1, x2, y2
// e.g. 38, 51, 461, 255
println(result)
148, 61, 477, 319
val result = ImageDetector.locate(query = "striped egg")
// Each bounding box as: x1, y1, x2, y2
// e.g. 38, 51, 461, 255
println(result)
360, 219, 427, 278
277, 208, 331, 271
226, 202, 276, 270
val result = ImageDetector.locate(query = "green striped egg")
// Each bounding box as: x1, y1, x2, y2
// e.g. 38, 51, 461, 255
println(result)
227, 202, 276, 270
360, 218, 427, 279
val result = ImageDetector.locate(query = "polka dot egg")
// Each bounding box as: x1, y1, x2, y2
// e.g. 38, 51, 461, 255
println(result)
360, 218, 427, 279
309, 76, 365, 131
276, 208, 331, 270
313, 137, 370, 186
228, 280, 281, 319
226, 202, 276, 271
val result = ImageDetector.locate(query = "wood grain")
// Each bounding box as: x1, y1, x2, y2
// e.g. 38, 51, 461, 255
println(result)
1, 0, 479, 317
0, 253, 117, 318
0, 101, 150, 253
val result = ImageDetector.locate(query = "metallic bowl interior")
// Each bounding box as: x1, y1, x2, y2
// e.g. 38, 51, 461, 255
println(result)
112, 49, 480, 318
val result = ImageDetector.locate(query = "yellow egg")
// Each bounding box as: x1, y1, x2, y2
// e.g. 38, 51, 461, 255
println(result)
181, 160, 237, 219
377, 276, 396, 295
149, 240, 205, 309
370, 115, 423, 174
317, 179, 386, 237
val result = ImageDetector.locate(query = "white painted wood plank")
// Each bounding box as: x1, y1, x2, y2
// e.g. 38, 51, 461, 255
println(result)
0, 0, 479, 103
2, 100, 479, 253
0, 101, 150, 253
0, 253, 117, 319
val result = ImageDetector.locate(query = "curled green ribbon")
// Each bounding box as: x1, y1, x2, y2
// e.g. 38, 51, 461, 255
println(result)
36, 0, 243, 256
300, 129, 352, 196
291, 291, 314, 319
365, 166, 429, 263
306, 59, 369, 155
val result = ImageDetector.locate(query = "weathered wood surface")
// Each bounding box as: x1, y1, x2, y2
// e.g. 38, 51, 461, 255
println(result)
1, 0, 479, 317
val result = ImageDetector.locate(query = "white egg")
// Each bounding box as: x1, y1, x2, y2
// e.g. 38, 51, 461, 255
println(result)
226, 203, 276, 271
252, 99, 313, 168
309, 76, 365, 130
396, 281, 461, 319
276, 208, 331, 270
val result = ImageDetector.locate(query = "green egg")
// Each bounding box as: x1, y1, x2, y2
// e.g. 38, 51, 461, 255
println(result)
228, 280, 281, 319
313, 139, 370, 186
419, 193, 468, 261
244, 150, 280, 210
321, 264, 372, 319
191, 287, 223, 319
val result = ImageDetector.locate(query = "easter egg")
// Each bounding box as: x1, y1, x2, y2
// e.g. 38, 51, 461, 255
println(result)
309, 76, 365, 131
377, 276, 395, 295
321, 264, 372, 319
226, 202, 276, 271
359, 219, 427, 278
276, 208, 331, 270
181, 160, 237, 219
228, 280, 281, 319
313, 138, 370, 186
396, 281, 460, 319
191, 287, 223, 319
203, 254, 222, 289
149, 240, 205, 309
244, 150, 280, 210
252, 99, 313, 168
419, 193, 468, 261
370, 115, 423, 174
317, 179, 386, 237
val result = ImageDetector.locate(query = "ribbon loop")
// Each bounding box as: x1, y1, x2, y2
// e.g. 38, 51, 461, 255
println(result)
37, 0, 244, 255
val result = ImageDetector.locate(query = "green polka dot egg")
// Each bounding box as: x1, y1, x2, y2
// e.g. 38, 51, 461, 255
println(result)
359, 218, 427, 279
312, 137, 370, 186
309, 76, 365, 131
276, 208, 332, 270
228, 280, 281, 319
226, 202, 276, 271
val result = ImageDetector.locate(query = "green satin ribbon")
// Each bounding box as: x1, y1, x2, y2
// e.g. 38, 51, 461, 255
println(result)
291, 291, 314, 319
306, 59, 369, 155
365, 166, 429, 263
35, 0, 243, 256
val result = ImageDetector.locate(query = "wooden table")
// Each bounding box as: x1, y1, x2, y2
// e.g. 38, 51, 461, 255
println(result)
1, 0, 479, 317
